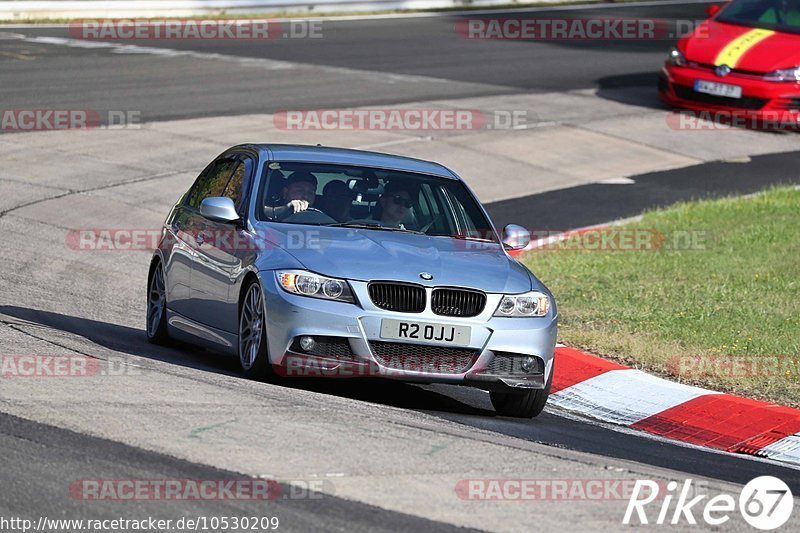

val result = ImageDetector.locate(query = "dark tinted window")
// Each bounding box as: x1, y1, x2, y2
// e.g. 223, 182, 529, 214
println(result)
186, 158, 238, 209
718, 0, 800, 33
256, 162, 496, 242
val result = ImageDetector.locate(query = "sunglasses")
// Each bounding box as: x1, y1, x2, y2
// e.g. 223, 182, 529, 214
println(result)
390, 195, 412, 208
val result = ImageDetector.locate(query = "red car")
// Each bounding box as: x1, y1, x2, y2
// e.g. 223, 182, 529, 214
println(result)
660, 0, 800, 128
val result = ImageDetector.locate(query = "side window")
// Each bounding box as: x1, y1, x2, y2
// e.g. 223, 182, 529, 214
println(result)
222, 156, 255, 214
185, 158, 238, 209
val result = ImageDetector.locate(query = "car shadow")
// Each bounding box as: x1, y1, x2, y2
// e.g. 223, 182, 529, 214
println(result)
0, 305, 494, 417
288, 378, 495, 416
0, 305, 239, 374
593, 72, 800, 135
595, 71, 668, 111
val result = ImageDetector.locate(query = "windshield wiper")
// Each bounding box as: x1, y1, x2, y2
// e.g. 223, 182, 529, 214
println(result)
428, 233, 497, 243
327, 222, 423, 234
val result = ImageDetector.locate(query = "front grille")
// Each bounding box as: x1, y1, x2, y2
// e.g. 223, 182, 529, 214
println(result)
431, 288, 486, 317
483, 353, 544, 376
691, 62, 765, 77
368, 282, 425, 313
290, 336, 355, 360
673, 85, 767, 110
370, 341, 477, 374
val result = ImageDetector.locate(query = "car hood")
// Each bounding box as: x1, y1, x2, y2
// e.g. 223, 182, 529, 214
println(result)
256, 223, 535, 294
681, 20, 800, 72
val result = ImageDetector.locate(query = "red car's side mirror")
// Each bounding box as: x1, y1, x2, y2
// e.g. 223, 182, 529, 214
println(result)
706, 4, 722, 17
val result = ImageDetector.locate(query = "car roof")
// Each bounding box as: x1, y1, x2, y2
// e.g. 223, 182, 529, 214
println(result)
237, 144, 458, 179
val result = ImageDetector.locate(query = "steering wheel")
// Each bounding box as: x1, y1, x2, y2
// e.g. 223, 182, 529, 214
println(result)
283, 207, 335, 224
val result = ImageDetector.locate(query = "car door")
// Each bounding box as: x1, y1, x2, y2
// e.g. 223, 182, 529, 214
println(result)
163, 159, 229, 319
190, 153, 257, 333
178, 155, 240, 323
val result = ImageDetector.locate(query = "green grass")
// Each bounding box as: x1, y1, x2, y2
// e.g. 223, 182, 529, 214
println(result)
523, 186, 800, 406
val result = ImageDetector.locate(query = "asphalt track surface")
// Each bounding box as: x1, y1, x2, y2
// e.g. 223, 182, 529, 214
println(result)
1, 2, 715, 121
485, 150, 800, 230
2, 1, 800, 529
1, 300, 798, 489
0, 413, 475, 532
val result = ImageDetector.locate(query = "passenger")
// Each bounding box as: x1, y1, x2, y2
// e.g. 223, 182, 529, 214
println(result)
376, 181, 414, 228
320, 180, 355, 222
264, 171, 317, 220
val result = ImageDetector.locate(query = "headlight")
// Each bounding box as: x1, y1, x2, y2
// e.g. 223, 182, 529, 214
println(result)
667, 47, 687, 67
276, 270, 355, 303
493, 291, 550, 317
764, 67, 800, 82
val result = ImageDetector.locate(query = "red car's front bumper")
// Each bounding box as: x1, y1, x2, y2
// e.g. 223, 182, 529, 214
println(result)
659, 63, 800, 128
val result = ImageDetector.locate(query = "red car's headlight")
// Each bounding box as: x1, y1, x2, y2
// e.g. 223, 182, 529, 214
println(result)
764, 67, 800, 82
667, 47, 687, 67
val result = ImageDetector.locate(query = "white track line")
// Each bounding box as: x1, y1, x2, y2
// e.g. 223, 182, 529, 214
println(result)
3, 33, 458, 85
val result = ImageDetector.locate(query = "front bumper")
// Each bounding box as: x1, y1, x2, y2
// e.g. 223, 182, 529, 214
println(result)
659, 63, 800, 127
259, 272, 557, 390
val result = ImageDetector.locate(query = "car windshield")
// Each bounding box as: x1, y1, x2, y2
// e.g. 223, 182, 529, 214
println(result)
258, 162, 497, 242
717, 0, 800, 34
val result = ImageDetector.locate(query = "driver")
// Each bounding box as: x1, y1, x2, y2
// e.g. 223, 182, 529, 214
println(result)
264, 171, 318, 220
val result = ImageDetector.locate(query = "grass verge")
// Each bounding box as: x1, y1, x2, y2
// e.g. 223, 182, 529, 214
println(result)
523, 186, 800, 406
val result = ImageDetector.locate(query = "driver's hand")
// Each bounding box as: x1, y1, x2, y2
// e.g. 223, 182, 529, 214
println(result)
287, 200, 309, 213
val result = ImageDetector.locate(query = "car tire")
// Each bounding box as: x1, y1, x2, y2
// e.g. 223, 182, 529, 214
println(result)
146, 260, 170, 345
238, 280, 275, 381
489, 359, 554, 418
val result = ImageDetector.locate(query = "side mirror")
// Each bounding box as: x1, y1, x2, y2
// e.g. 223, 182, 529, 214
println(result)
200, 197, 240, 224
501, 224, 530, 251
705, 4, 722, 17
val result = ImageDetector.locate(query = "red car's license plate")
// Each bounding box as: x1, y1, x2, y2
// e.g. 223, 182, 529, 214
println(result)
694, 80, 743, 99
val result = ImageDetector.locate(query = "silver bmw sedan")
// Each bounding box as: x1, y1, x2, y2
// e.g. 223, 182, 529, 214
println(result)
147, 144, 557, 417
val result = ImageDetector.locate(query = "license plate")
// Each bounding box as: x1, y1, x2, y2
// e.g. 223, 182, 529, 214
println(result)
694, 79, 742, 99
380, 319, 471, 346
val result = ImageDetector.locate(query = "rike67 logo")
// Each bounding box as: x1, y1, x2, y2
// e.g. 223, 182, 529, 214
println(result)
624, 476, 793, 529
